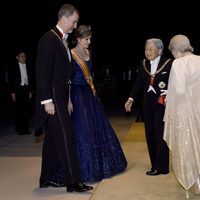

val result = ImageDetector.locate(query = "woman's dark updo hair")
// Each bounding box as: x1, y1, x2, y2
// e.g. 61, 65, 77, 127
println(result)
75, 25, 92, 39
71, 25, 92, 47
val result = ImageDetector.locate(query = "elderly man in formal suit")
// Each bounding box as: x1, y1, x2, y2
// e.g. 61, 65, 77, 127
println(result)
125, 38, 173, 176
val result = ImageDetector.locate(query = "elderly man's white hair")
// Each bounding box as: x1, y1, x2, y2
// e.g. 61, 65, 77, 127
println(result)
145, 38, 164, 55
169, 34, 194, 53
145, 38, 164, 49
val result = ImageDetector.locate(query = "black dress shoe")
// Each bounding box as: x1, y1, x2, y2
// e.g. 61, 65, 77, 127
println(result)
146, 170, 169, 176
67, 182, 93, 192
40, 181, 66, 188
146, 169, 154, 175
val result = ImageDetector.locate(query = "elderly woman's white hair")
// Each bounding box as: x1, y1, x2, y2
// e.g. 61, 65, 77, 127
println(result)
168, 34, 194, 53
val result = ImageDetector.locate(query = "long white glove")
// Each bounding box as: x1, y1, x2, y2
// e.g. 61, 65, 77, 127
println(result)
160, 89, 167, 96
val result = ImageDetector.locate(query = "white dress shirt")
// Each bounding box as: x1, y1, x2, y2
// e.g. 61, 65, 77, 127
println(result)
147, 56, 161, 94
19, 62, 28, 86
150, 56, 161, 75
56, 26, 71, 62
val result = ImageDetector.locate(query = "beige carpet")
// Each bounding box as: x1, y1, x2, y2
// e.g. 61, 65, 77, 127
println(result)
1, 118, 200, 199
123, 122, 146, 142
91, 122, 200, 200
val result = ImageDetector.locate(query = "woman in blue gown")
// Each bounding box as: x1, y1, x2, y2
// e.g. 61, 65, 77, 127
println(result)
68, 25, 127, 182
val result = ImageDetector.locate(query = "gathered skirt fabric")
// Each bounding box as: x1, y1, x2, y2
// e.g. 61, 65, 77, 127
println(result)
71, 84, 127, 182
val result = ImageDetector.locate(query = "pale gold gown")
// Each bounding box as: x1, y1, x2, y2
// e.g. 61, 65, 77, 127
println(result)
164, 54, 200, 194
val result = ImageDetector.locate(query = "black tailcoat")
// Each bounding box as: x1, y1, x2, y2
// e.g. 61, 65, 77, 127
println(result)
35, 27, 82, 185
8, 61, 33, 134
129, 56, 173, 172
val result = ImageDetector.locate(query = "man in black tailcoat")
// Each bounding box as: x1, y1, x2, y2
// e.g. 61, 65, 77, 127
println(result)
125, 38, 173, 176
8, 50, 33, 135
35, 4, 93, 192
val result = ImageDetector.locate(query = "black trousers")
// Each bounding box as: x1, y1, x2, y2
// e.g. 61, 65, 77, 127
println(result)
40, 98, 82, 186
143, 95, 169, 172
12, 86, 30, 134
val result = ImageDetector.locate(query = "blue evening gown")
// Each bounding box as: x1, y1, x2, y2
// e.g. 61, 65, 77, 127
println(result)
70, 58, 127, 182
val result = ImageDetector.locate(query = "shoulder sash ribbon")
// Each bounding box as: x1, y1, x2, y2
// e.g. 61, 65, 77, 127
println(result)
71, 49, 96, 96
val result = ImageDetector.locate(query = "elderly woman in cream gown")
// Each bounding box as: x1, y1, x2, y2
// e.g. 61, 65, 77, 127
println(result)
164, 34, 200, 198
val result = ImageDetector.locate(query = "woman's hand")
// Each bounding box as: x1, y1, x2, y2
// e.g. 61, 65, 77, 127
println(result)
68, 98, 73, 115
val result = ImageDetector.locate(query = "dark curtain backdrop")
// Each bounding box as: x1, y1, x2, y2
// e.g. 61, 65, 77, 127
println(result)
0, 0, 200, 120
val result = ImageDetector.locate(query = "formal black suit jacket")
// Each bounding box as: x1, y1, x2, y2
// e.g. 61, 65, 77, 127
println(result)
129, 56, 173, 107
129, 56, 173, 172
35, 27, 72, 129
35, 27, 82, 185
8, 62, 33, 93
